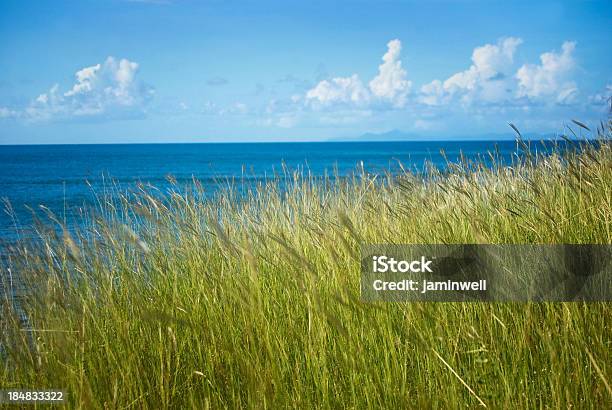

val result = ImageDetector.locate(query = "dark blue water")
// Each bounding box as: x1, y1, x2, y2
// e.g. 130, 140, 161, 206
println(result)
0, 140, 570, 242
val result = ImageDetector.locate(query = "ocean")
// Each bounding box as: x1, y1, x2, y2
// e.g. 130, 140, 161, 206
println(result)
0, 140, 570, 242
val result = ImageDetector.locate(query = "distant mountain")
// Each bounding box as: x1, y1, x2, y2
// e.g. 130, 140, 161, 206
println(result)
331, 129, 560, 142
332, 129, 419, 142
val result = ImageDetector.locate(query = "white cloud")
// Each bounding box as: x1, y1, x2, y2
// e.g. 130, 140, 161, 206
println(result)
369, 39, 411, 107
4, 36, 598, 134
418, 79, 447, 106
420, 37, 523, 106
305, 39, 410, 108
260, 95, 306, 127
64, 64, 101, 98
447, 37, 522, 91
306, 74, 370, 106
0, 107, 19, 119
418, 38, 584, 111
25, 56, 153, 121
588, 84, 612, 110
274, 37, 595, 131
516, 41, 577, 103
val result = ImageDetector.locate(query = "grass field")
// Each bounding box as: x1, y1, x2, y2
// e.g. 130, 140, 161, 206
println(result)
1, 123, 611, 408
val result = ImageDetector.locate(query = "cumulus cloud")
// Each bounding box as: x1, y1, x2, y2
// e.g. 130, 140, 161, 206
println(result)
25, 56, 153, 121
306, 74, 370, 106
420, 37, 522, 106
516, 41, 577, 103
301, 36, 596, 128
296, 36, 603, 131
418, 79, 447, 106
368, 39, 411, 107
305, 39, 410, 108
3, 37, 598, 133
446, 37, 522, 91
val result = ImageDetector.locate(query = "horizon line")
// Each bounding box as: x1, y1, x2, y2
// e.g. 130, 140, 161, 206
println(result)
1, 136, 598, 147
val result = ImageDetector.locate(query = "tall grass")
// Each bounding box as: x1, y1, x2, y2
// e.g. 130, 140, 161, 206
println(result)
1, 124, 611, 408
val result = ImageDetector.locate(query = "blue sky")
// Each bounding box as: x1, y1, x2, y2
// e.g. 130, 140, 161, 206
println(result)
0, 0, 610, 144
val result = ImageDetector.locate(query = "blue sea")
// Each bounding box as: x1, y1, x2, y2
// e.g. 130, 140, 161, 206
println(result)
0, 140, 570, 242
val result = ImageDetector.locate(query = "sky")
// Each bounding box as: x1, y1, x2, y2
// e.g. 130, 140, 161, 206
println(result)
0, 0, 610, 144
